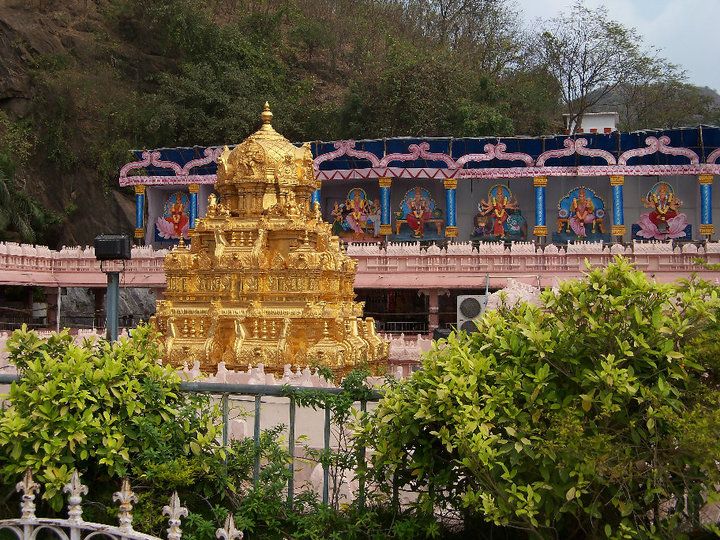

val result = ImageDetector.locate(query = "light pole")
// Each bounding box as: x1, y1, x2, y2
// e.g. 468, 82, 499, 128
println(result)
93, 235, 131, 342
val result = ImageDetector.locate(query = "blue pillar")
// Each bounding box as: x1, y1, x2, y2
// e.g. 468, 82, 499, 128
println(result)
610, 175, 626, 240
533, 176, 547, 239
134, 185, 145, 244
700, 174, 714, 238
379, 177, 392, 235
189, 184, 199, 229
443, 178, 458, 238
311, 188, 321, 209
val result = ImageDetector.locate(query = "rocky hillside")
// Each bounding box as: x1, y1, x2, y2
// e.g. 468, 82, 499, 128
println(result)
1, 0, 138, 245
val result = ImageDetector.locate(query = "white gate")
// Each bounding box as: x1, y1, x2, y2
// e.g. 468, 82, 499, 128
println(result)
0, 470, 243, 540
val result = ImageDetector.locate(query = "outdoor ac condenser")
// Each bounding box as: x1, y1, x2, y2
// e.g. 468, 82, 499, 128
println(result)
456, 295, 486, 333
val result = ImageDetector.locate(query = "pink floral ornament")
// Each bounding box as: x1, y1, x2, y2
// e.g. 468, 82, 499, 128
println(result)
156, 217, 189, 240
636, 213, 688, 240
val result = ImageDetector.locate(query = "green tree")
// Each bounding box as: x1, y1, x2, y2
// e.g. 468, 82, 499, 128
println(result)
361, 258, 720, 538
0, 112, 55, 243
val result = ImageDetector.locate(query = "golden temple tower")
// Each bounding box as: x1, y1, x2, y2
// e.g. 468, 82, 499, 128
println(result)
152, 103, 388, 375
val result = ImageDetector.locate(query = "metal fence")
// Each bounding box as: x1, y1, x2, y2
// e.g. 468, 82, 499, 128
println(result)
0, 374, 381, 508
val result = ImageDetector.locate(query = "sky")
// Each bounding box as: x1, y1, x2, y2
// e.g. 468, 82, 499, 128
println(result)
515, 0, 720, 93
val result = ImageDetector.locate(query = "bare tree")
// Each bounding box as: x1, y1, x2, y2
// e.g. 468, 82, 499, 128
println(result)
535, 1, 680, 134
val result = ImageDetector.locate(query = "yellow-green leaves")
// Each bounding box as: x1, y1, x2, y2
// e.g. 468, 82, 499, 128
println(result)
0, 323, 219, 510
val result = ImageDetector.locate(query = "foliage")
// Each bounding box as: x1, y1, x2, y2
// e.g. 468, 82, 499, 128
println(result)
361, 257, 720, 538
0, 327, 450, 538
615, 81, 717, 131
0, 111, 59, 243
0, 323, 221, 509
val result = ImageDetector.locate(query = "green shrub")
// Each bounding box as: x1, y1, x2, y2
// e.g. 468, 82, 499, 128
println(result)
0, 324, 220, 509
362, 258, 720, 539
0, 325, 447, 539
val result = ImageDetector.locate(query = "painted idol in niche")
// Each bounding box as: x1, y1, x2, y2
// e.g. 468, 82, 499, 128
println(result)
406, 188, 431, 238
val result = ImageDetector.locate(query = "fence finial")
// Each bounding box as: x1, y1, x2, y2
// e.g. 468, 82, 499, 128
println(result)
16, 469, 39, 520
163, 492, 188, 540
63, 470, 88, 523
113, 477, 138, 532
216, 514, 243, 540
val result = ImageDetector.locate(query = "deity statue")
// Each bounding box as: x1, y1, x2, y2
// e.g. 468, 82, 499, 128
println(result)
406, 187, 431, 238
156, 191, 190, 240
330, 201, 345, 236
479, 187, 519, 237
644, 182, 679, 231
168, 193, 189, 236
569, 187, 596, 238
367, 197, 381, 237
345, 189, 368, 237
635, 182, 689, 240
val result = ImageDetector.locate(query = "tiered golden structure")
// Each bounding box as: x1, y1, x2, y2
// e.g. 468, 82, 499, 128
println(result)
152, 104, 388, 374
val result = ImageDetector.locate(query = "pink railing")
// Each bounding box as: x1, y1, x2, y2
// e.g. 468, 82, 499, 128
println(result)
1, 240, 719, 289
348, 241, 720, 288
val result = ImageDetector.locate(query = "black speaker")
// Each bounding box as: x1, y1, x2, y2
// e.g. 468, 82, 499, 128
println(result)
94, 235, 132, 260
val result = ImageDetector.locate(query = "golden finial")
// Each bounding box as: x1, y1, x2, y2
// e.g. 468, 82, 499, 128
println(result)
260, 102, 273, 126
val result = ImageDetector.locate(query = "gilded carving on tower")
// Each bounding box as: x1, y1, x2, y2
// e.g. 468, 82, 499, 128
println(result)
152, 103, 389, 374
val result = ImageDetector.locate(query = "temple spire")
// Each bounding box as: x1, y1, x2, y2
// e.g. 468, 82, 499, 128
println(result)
260, 101, 273, 128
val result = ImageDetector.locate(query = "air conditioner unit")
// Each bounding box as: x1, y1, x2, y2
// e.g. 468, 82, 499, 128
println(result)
456, 295, 486, 333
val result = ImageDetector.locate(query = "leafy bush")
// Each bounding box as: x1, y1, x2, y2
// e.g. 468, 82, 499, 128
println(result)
0, 324, 220, 509
362, 258, 720, 539
0, 325, 447, 539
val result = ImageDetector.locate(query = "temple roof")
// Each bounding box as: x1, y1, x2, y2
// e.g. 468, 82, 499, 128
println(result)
119, 124, 720, 186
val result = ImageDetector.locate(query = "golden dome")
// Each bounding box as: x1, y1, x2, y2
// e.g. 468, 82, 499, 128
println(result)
215, 103, 317, 215
152, 102, 388, 376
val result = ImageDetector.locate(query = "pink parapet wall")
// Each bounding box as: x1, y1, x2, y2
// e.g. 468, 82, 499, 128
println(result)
1, 240, 720, 290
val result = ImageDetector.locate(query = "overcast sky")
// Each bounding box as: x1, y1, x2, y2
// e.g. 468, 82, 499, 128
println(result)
515, 0, 719, 92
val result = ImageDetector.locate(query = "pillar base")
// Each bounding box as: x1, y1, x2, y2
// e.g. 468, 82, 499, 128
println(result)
380, 224, 392, 235
611, 225, 626, 237
533, 226, 547, 237
700, 224, 714, 237
445, 226, 458, 238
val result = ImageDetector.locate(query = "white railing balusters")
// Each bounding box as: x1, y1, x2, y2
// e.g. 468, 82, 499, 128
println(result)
16, 470, 39, 521
113, 478, 138, 533
2, 471, 195, 540
162, 492, 188, 540
63, 471, 89, 525
215, 514, 243, 540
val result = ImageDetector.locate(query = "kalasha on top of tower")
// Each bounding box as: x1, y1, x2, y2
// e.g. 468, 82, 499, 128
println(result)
152, 103, 389, 376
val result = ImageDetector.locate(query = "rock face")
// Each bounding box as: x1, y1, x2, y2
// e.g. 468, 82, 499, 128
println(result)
0, 1, 135, 246
152, 104, 388, 375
